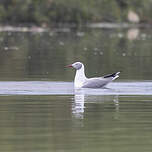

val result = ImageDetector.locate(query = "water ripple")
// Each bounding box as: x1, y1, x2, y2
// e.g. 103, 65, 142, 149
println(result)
0, 81, 151, 95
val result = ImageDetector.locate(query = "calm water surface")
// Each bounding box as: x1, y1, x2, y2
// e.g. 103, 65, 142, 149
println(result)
1, 94, 152, 152
0, 28, 152, 152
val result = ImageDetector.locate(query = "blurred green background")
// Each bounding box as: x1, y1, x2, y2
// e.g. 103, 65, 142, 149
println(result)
0, 0, 152, 26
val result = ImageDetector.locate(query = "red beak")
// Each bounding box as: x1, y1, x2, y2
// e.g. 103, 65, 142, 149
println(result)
66, 64, 73, 68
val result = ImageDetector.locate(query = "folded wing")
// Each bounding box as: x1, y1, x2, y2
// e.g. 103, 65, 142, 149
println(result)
82, 72, 120, 88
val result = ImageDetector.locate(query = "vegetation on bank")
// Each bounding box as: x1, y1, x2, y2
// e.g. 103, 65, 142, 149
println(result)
0, 0, 152, 26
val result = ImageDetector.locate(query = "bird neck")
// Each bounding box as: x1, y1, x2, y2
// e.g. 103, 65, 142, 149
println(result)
74, 65, 87, 88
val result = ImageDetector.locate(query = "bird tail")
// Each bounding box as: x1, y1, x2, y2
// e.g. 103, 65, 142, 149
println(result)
112, 72, 120, 80
104, 72, 120, 80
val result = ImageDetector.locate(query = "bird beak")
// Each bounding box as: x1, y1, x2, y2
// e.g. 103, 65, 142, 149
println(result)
66, 64, 73, 68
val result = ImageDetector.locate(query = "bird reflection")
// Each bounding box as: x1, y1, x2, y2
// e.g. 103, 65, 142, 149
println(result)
72, 88, 120, 120
72, 89, 85, 119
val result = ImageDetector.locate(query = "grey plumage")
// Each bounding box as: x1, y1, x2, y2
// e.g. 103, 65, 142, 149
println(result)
67, 62, 120, 88
82, 72, 120, 88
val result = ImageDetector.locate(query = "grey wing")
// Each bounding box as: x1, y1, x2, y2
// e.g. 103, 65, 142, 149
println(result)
82, 77, 112, 88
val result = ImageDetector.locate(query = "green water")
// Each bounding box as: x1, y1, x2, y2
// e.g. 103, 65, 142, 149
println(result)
0, 95, 152, 152
0, 28, 151, 81
0, 28, 151, 152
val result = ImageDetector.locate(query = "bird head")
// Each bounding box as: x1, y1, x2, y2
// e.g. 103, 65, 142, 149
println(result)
66, 62, 83, 70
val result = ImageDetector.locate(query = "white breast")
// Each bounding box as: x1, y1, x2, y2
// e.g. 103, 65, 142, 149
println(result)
74, 65, 87, 88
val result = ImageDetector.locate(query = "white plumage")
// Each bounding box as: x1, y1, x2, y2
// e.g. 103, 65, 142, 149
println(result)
67, 62, 120, 88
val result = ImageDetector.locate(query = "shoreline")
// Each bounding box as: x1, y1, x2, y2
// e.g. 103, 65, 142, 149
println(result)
0, 22, 151, 32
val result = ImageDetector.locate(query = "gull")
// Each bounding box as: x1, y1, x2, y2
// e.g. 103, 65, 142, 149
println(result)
67, 62, 120, 88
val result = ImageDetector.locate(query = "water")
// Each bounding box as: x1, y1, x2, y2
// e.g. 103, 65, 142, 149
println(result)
0, 81, 152, 95
1, 94, 152, 152
0, 28, 152, 152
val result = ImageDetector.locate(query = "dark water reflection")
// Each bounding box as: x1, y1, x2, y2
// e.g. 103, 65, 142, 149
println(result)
0, 28, 151, 81
0, 28, 151, 152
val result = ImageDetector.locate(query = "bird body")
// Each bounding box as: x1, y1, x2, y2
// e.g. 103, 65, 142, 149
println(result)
67, 62, 120, 88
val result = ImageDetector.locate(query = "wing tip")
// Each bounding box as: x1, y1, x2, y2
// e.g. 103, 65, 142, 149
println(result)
112, 72, 120, 80
116, 71, 120, 75
104, 71, 121, 79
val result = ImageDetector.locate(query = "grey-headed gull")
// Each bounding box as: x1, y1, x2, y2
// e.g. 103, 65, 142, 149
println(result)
67, 62, 120, 88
